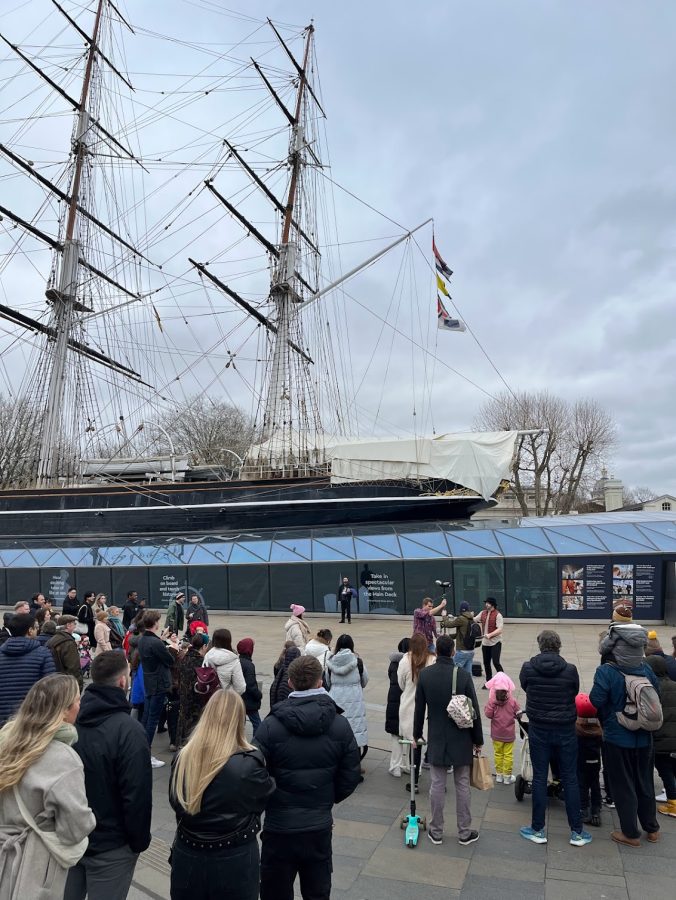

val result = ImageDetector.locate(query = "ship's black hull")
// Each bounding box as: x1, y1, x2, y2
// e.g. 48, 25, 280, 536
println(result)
0, 478, 489, 538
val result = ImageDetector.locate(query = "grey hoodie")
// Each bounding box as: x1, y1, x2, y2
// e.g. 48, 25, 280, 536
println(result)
599, 623, 647, 669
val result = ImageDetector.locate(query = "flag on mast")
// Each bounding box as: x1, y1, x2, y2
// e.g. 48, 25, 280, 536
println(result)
432, 236, 453, 281
436, 273, 450, 297
437, 294, 466, 332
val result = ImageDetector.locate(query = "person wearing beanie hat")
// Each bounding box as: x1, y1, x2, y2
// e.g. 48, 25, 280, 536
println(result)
599, 611, 647, 670
442, 600, 479, 674
285, 605, 310, 650
575, 693, 603, 827
237, 637, 263, 735
612, 603, 633, 624
644, 655, 676, 817
644, 631, 676, 681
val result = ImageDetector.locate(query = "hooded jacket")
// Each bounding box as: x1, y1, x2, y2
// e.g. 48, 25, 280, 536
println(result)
326, 649, 369, 747
590, 660, 658, 749
74, 684, 152, 855
484, 695, 521, 742
445, 610, 476, 650
238, 652, 262, 713
519, 652, 579, 729
138, 632, 174, 696
599, 623, 647, 669
254, 692, 360, 832
164, 598, 185, 634
48, 629, 83, 688
202, 647, 246, 694
0, 636, 56, 725
645, 656, 676, 753
270, 646, 301, 706
304, 638, 331, 670
185, 600, 209, 629
284, 615, 310, 650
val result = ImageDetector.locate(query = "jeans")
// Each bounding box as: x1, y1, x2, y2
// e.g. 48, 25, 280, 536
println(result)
339, 598, 351, 623
247, 710, 261, 736
171, 836, 259, 900
603, 743, 659, 839
429, 764, 472, 840
260, 828, 332, 900
453, 649, 474, 675
389, 734, 406, 775
528, 725, 581, 833
141, 692, 167, 747
578, 760, 602, 816
64, 845, 139, 900
654, 751, 676, 800
482, 643, 503, 681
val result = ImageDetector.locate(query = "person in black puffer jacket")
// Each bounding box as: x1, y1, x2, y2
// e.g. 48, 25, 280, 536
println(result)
0, 614, 56, 726
65, 651, 152, 900
269, 645, 301, 707
255, 655, 360, 900
385, 637, 409, 777
519, 630, 589, 845
169, 689, 275, 900
237, 637, 263, 735
645, 655, 676, 817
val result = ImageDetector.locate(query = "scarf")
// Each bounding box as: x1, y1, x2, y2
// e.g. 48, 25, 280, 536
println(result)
52, 723, 78, 747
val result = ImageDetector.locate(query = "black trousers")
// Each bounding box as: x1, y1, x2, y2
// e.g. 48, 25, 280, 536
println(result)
260, 829, 332, 900
603, 742, 659, 839
339, 598, 351, 623
170, 837, 259, 900
577, 759, 602, 815
655, 751, 676, 800
482, 643, 503, 681
601, 741, 613, 801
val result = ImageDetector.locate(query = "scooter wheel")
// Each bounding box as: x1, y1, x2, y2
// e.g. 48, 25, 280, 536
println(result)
406, 839, 415, 848
514, 775, 525, 802
400, 819, 407, 829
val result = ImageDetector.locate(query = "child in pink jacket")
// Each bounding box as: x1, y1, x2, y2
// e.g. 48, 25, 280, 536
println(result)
484, 672, 522, 784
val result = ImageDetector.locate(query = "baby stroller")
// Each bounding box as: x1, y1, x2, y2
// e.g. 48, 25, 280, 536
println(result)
79, 636, 92, 680
514, 716, 565, 803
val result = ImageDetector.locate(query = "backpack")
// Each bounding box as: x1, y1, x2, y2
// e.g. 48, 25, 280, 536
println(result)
446, 666, 476, 729
463, 620, 482, 651
194, 666, 221, 706
614, 669, 663, 732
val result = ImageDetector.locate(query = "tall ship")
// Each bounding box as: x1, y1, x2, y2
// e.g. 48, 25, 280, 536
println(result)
0, 2, 518, 539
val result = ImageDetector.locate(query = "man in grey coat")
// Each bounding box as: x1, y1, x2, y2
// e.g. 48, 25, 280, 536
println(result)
413, 635, 483, 847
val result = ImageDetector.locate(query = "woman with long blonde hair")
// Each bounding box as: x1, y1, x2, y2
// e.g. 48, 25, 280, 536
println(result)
0, 674, 95, 898
169, 689, 274, 900
397, 632, 436, 791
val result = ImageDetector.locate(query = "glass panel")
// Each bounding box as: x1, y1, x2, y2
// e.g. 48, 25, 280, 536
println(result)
453, 559, 505, 609
187, 566, 228, 611
0, 550, 36, 568
494, 532, 553, 557
62, 546, 95, 566
636, 525, 676, 552
311, 539, 355, 561
186, 543, 227, 565
449, 530, 502, 555
591, 526, 657, 553
230, 542, 270, 564
128, 544, 161, 565
354, 537, 400, 560
311, 563, 358, 614
540, 526, 606, 552
496, 527, 555, 553
445, 535, 500, 558
149, 567, 188, 611
270, 541, 312, 562
397, 526, 451, 558
355, 560, 405, 614
270, 564, 313, 611
228, 565, 269, 611
633, 521, 676, 537
28, 547, 61, 567
505, 559, 557, 617
397, 536, 449, 559
312, 531, 356, 560
352, 529, 400, 558
404, 560, 453, 615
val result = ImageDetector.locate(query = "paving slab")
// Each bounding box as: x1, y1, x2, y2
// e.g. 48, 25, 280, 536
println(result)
459, 874, 545, 899
545, 881, 629, 900
361, 845, 469, 889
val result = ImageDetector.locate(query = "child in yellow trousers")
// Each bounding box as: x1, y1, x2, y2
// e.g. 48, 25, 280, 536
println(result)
485, 672, 521, 784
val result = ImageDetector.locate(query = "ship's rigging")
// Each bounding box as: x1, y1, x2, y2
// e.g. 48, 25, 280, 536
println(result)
0, 0, 509, 495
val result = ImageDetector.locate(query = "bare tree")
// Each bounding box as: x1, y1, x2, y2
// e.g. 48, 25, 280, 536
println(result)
473, 390, 617, 516
158, 396, 254, 468
623, 485, 658, 506
0, 394, 42, 488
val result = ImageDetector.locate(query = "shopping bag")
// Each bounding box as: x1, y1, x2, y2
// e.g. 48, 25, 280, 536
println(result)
470, 754, 493, 791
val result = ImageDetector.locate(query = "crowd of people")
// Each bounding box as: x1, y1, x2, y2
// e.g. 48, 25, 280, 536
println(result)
0, 589, 674, 899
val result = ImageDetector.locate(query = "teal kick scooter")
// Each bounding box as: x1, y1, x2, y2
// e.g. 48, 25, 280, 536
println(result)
399, 738, 426, 848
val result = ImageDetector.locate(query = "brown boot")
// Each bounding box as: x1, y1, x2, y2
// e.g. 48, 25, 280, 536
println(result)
611, 830, 640, 847
657, 799, 676, 818
646, 831, 660, 843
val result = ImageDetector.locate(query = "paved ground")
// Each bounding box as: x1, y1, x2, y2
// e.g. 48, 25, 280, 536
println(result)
125, 613, 676, 899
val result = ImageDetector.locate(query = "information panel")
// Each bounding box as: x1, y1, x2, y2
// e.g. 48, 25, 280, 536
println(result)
559, 556, 662, 619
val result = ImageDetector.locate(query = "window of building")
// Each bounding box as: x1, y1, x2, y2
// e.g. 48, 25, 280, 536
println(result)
662, 502, 672, 511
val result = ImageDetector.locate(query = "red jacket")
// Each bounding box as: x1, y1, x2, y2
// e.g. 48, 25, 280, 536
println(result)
484, 696, 521, 742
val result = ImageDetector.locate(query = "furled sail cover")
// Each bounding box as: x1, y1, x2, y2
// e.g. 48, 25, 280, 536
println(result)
330, 431, 519, 500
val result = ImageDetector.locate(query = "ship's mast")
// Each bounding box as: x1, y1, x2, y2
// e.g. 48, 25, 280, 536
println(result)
36, 0, 105, 487
261, 25, 314, 461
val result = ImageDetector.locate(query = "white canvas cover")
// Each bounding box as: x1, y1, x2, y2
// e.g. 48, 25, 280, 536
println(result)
329, 431, 519, 500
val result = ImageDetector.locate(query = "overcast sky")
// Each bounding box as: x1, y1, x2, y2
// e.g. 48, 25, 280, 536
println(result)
1, 0, 675, 493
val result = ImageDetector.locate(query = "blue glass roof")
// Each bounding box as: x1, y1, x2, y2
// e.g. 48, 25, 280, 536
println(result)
1, 512, 675, 566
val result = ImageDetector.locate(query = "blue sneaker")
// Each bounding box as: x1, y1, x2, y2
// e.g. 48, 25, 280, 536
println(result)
520, 826, 547, 844
570, 830, 592, 846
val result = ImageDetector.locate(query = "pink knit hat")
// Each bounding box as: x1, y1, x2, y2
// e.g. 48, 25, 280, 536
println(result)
290, 604, 305, 617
